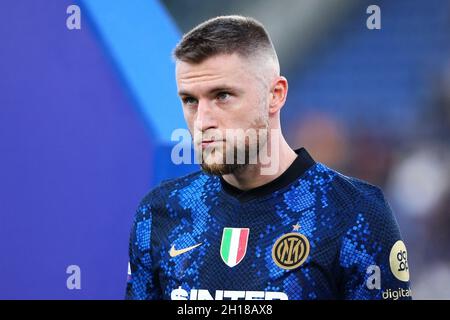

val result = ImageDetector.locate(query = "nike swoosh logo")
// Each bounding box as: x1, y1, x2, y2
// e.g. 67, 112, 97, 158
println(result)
169, 243, 202, 257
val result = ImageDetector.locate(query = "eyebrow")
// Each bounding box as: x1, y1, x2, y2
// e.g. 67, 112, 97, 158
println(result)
178, 86, 239, 97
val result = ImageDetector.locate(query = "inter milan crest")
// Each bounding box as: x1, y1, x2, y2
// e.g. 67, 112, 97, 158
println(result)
220, 228, 249, 267
272, 224, 310, 270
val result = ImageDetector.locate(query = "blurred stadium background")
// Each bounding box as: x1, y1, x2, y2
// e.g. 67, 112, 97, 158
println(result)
0, 0, 449, 299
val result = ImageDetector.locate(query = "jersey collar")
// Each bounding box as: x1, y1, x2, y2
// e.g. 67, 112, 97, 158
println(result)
219, 147, 316, 202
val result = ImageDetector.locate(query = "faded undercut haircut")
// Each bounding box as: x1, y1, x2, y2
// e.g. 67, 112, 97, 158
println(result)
173, 15, 279, 68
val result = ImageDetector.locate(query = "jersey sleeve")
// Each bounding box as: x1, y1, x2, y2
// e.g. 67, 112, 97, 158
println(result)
338, 187, 412, 300
125, 191, 162, 300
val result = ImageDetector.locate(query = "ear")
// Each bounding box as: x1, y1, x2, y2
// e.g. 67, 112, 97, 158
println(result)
269, 76, 288, 114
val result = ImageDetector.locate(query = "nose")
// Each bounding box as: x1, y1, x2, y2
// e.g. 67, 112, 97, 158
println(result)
195, 99, 218, 133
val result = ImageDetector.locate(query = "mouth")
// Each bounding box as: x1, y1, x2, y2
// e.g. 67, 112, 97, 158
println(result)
200, 140, 225, 149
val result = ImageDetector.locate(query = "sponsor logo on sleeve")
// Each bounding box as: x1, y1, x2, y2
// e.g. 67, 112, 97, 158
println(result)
389, 240, 409, 282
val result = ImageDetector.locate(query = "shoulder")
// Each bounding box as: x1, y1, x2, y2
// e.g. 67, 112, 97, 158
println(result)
311, 163, 397, 227
316, 164, 403, 254
320, 163, 390, 209
137, 170, 219, 210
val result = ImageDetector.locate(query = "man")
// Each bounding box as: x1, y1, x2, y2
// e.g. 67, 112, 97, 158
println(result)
125, 15, 411, 300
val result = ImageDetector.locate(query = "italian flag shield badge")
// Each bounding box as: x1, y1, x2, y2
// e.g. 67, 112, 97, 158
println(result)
220, 227, 250, 267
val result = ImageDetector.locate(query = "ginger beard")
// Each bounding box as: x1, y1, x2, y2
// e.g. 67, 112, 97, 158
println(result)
194, 112, 270, 176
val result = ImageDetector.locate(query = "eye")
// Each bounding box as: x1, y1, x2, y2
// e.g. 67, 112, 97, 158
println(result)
182, 97, 198, 106
216, 92, 231, 102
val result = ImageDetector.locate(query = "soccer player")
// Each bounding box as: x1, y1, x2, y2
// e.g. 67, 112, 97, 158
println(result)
125, 15, 411, 300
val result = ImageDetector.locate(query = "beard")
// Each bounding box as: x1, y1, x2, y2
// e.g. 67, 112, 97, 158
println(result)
197, 114, 269, 176
200, 143, 251, 176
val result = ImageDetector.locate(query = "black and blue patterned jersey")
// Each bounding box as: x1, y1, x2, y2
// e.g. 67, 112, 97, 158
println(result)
125, 148, 412, 300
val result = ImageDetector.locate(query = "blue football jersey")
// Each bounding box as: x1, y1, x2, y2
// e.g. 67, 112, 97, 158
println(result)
126, 148, 412, 300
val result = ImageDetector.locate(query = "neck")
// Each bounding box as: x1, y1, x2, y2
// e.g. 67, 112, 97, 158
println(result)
221, 134, 297, 191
